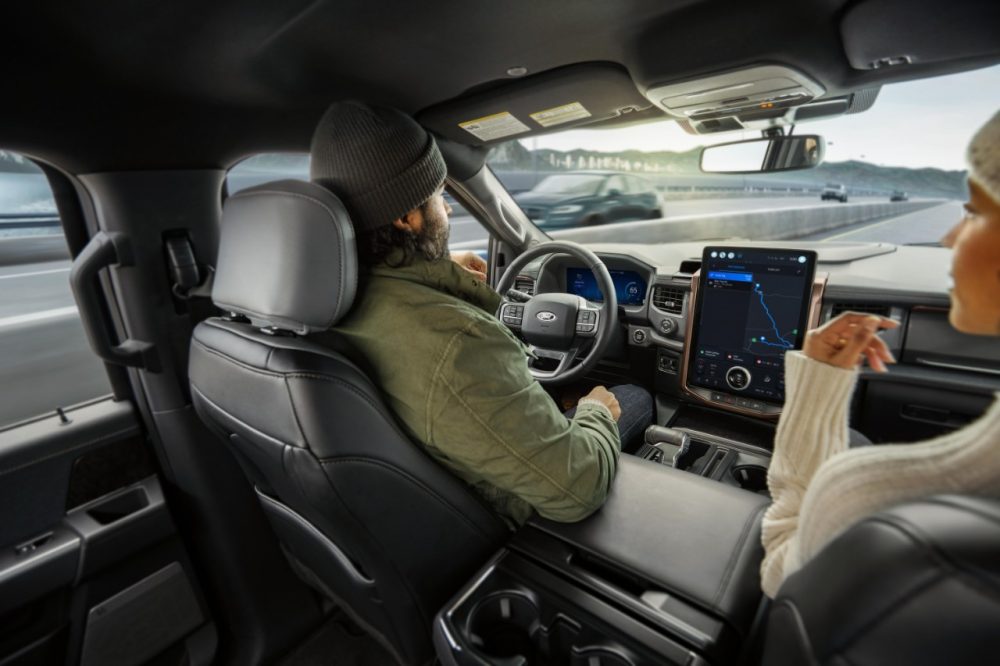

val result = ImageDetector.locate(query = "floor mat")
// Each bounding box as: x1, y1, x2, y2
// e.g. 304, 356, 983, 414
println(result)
279, 611, 398, 666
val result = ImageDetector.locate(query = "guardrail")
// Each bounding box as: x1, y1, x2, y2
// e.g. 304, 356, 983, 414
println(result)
0, 233, 69, 266
548, 200, 943, 245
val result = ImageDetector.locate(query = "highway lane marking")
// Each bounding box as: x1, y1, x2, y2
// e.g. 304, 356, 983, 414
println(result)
0, 267, 71, 280
0, 306, 78, 329
822, 203, 950, 240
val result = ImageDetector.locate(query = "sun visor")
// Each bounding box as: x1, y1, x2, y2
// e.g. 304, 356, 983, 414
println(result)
841, 0, 1000, 70
418, 63, 652, 146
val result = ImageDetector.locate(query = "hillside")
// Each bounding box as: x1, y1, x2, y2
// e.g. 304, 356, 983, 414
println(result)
487, 143, 967, 198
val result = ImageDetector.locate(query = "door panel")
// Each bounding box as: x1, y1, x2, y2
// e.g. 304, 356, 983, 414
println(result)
0, 398, 215, 665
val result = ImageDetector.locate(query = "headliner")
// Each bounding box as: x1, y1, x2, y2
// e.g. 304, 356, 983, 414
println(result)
1, 0, 996, 172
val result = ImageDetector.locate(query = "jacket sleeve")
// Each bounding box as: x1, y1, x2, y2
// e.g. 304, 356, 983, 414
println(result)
426, 317, 621, 523
760, 351, 859, 597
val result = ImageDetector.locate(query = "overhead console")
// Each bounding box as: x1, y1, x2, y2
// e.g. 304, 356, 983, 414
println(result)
643, 65, 825, 134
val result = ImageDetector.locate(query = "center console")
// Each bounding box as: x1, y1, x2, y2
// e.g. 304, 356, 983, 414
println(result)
636, 426, 772, 496
434, 456, 770, 665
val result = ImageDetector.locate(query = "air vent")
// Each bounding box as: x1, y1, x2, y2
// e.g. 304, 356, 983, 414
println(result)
514, 276, 535, 296
830, 303, 891, 318
652, 285, 686, 314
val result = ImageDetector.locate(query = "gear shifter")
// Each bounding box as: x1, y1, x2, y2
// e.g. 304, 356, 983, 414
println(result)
642, 426, 691, 467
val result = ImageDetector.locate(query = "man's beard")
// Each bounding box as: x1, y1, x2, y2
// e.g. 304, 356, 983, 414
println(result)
415, 201, 450, 262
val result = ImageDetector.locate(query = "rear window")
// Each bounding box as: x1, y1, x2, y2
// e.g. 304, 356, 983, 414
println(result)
227, 154, 491, 250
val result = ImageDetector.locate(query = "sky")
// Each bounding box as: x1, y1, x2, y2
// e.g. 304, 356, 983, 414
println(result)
525, 65, 1000, 171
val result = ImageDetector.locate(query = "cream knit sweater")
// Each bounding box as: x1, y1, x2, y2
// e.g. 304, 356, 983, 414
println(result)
760, 350, 1000, 598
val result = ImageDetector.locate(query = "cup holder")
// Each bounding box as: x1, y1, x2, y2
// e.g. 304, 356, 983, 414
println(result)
571, 646, 636, 665
466, 592, 541, 664
731, 464, 769, 494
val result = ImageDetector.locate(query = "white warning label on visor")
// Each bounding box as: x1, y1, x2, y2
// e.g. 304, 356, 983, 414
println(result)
458, 112, 531, 141
529, 102, 592, 128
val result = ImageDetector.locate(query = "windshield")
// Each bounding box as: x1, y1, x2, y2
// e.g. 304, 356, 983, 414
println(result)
531, 174, 604, 195
487, 65, 1000, 247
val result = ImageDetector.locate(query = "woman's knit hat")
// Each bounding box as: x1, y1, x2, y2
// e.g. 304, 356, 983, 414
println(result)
968, 109, 1000, 204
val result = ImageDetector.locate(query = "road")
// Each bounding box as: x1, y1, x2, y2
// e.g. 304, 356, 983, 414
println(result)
0, 199, 958, 427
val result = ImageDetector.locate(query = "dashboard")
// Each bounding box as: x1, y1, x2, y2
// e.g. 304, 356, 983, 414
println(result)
517, 240, 1000, 435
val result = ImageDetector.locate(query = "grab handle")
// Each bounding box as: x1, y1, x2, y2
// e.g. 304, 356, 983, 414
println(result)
70, 231, 160, 371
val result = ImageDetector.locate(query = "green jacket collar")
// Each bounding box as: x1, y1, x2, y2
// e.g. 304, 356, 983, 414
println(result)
370, 253, 502, 314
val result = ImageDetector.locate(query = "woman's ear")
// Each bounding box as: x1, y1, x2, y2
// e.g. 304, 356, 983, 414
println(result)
392, 207, 424, 234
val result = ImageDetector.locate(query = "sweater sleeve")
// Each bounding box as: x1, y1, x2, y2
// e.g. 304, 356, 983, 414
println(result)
427, 318, 621, 523
760, 351, 859, 597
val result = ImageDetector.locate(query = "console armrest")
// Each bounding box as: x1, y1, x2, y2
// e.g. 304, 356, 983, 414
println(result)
522, 455, 769, 631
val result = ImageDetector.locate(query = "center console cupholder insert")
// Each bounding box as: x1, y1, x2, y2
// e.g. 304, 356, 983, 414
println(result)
571, 646, 635, 665
731, 464, 769, 494
466, 591, 541, 663
673, 439, 711, 472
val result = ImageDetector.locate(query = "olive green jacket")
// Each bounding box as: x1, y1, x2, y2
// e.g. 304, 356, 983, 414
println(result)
331, 255, 620, 525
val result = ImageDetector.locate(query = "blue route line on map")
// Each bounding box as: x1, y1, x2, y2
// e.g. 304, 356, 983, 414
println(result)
752, 283, 794, 349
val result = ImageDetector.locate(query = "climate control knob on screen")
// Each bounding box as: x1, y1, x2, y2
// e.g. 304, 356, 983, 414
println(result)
725, 366, 751, 391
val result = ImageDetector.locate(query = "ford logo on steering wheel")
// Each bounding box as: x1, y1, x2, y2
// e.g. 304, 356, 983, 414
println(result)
536, 311, 558, 322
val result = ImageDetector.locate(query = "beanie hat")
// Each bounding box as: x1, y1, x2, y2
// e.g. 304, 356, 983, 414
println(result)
310, 101, 447, 231
967, 109, 1000, 205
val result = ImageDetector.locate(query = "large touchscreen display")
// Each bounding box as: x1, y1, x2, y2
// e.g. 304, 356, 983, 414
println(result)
688, 247, 817, 403
567, 268, 646, 306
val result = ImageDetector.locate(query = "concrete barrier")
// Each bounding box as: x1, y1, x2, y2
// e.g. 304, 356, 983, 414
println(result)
547, 200, 944, 245
0, 235, 69, 266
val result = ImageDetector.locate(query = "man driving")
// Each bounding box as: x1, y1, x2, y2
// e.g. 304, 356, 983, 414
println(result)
309, 101, 653, 525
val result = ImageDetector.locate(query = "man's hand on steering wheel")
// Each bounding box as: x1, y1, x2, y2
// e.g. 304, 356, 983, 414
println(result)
494, 241, 619, 385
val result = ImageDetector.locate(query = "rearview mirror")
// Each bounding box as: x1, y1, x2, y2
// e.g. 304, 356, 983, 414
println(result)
700, 135, 825, 174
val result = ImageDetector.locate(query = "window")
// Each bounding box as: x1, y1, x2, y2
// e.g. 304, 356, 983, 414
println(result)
0, 150, 111, 428
227, 154, 492, 251
602, 175, 626, 195
484, 64, 1000, 245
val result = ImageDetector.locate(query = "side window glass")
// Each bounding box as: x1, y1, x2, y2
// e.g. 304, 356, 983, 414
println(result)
0, 150, 112, 428
226, 154, 492, 253
603, 175, 626, 195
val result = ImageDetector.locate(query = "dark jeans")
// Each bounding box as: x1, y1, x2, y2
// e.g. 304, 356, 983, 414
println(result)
564, 384, 654, 453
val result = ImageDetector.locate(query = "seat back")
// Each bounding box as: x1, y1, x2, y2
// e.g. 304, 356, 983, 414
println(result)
190, 181, 507, 665
762, 495, 1000, 666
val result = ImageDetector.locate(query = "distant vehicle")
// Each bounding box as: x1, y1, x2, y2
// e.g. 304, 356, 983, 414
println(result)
821, 183, 848, 203
890, 190, 909, 202
513, 171, 662, 227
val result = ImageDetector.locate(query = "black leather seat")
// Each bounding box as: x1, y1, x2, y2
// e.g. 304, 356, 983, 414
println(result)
189, 180, 509, 665
762, 494, 1000, 665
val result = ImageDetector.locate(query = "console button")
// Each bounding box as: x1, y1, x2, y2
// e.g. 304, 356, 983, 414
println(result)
725, 366, 751, 391
632, 329, 647, 344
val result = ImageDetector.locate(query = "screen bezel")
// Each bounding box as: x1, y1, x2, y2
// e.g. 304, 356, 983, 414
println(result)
686, 246, 818, 405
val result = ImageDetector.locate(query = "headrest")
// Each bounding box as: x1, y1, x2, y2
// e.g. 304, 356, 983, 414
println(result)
213, 180, 357, 334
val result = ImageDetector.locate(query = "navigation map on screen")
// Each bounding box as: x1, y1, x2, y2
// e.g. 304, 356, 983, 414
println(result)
688, 248, 817, 403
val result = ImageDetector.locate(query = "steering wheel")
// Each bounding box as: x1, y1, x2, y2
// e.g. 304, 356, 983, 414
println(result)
495, 241, 618, 385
